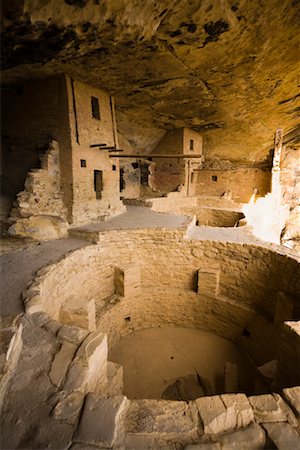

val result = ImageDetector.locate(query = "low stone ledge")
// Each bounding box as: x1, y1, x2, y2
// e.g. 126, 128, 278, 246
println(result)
125, 399, 200, 441
248, 393, 297, 426
74, 394, 129, 448
195, 393, 253, 435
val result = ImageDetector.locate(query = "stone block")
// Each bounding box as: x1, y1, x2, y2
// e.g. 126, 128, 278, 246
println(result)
195, 394, 253, 435
217, 423, 265, 450
8, 215, 68, 241
59, 298, 96, 331
64, 331, 108, 393
74, 394, 128, 448
283, 386, 300, 416
57, 325, 89, 345
197, 269, 220, 297
49, 342, 78, 387
52, 391, 85, 425
248, 393, 297, 426
125, 399, 199, 439
263, 422, 300, 450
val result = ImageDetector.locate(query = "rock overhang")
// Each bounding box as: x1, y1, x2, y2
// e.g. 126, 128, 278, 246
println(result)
1, 0, 299, 161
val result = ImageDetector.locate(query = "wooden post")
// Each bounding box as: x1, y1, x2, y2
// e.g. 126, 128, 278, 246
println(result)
271, 128, 283, 201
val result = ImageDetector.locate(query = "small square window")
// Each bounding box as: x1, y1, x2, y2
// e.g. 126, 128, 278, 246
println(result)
190, 139, 194, 150
91, 96, 100, 120
212, 175, 218, 182
80, 159, 87, 168
112, 165, 117, 171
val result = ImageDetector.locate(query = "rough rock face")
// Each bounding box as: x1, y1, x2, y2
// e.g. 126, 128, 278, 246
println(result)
1, 0, 299, 161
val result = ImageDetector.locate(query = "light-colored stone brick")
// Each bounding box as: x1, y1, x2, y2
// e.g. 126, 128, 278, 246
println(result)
74, 394, 128, 448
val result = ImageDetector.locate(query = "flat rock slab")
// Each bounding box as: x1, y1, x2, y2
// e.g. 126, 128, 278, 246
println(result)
263, 422, 300, 450
125, 399, 199, 438
195, 394, 253, 435
248, 393, 297, 426
74, 394, 128, 448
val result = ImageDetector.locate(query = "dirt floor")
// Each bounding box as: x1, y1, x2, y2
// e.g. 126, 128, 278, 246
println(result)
109, 327, 256, 400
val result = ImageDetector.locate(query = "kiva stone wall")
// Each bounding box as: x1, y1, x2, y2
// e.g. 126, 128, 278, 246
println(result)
23, 228, 300, 388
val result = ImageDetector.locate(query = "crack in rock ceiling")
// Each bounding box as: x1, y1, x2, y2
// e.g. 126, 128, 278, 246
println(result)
1, 0, 300, 160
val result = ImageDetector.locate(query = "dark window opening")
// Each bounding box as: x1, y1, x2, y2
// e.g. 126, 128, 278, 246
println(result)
190, 139, 194, 150
131, 162, 139, 169
80, 159, 86, 168
125, 316, 131, 322
212, 175, 218, 182
91, 96, 100, 120
94, 170, 103, 199
242, 329, 251, 338
141, 164, 150, 186
120, 168, 125, 191
112, 164, 116, 171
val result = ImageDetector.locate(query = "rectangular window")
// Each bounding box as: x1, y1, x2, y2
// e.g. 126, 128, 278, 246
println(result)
94, 170, 103, 199
190, 139, 194, 150
112, 164, 117, 171
91, 96, 100, 120
212, 175, 218, 182
80, 159, 86, 168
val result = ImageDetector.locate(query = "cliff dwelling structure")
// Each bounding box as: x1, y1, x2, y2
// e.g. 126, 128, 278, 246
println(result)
1, 1, 300, 449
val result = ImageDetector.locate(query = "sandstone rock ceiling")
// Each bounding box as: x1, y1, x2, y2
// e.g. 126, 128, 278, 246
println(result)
1, 0, 300, 161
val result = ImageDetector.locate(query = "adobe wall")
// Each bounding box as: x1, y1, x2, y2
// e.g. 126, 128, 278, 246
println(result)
1, 76, 72, 214
195, 168, 271, 203
24, 228, 300, 388
65, 77, 125, 224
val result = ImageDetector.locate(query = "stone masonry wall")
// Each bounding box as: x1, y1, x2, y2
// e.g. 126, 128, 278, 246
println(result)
65, 77, 125, 224
195, 168, 271, 203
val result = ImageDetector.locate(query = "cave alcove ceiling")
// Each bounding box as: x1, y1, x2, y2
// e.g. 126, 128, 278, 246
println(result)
1, 0, 300, 161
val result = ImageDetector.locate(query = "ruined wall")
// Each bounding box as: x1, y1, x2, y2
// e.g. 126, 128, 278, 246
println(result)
1, 76, 72, 215
195, 168, 271, 203
65, 77, 125, 223
10, 141, 67, 220
119, 159, 141, 199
